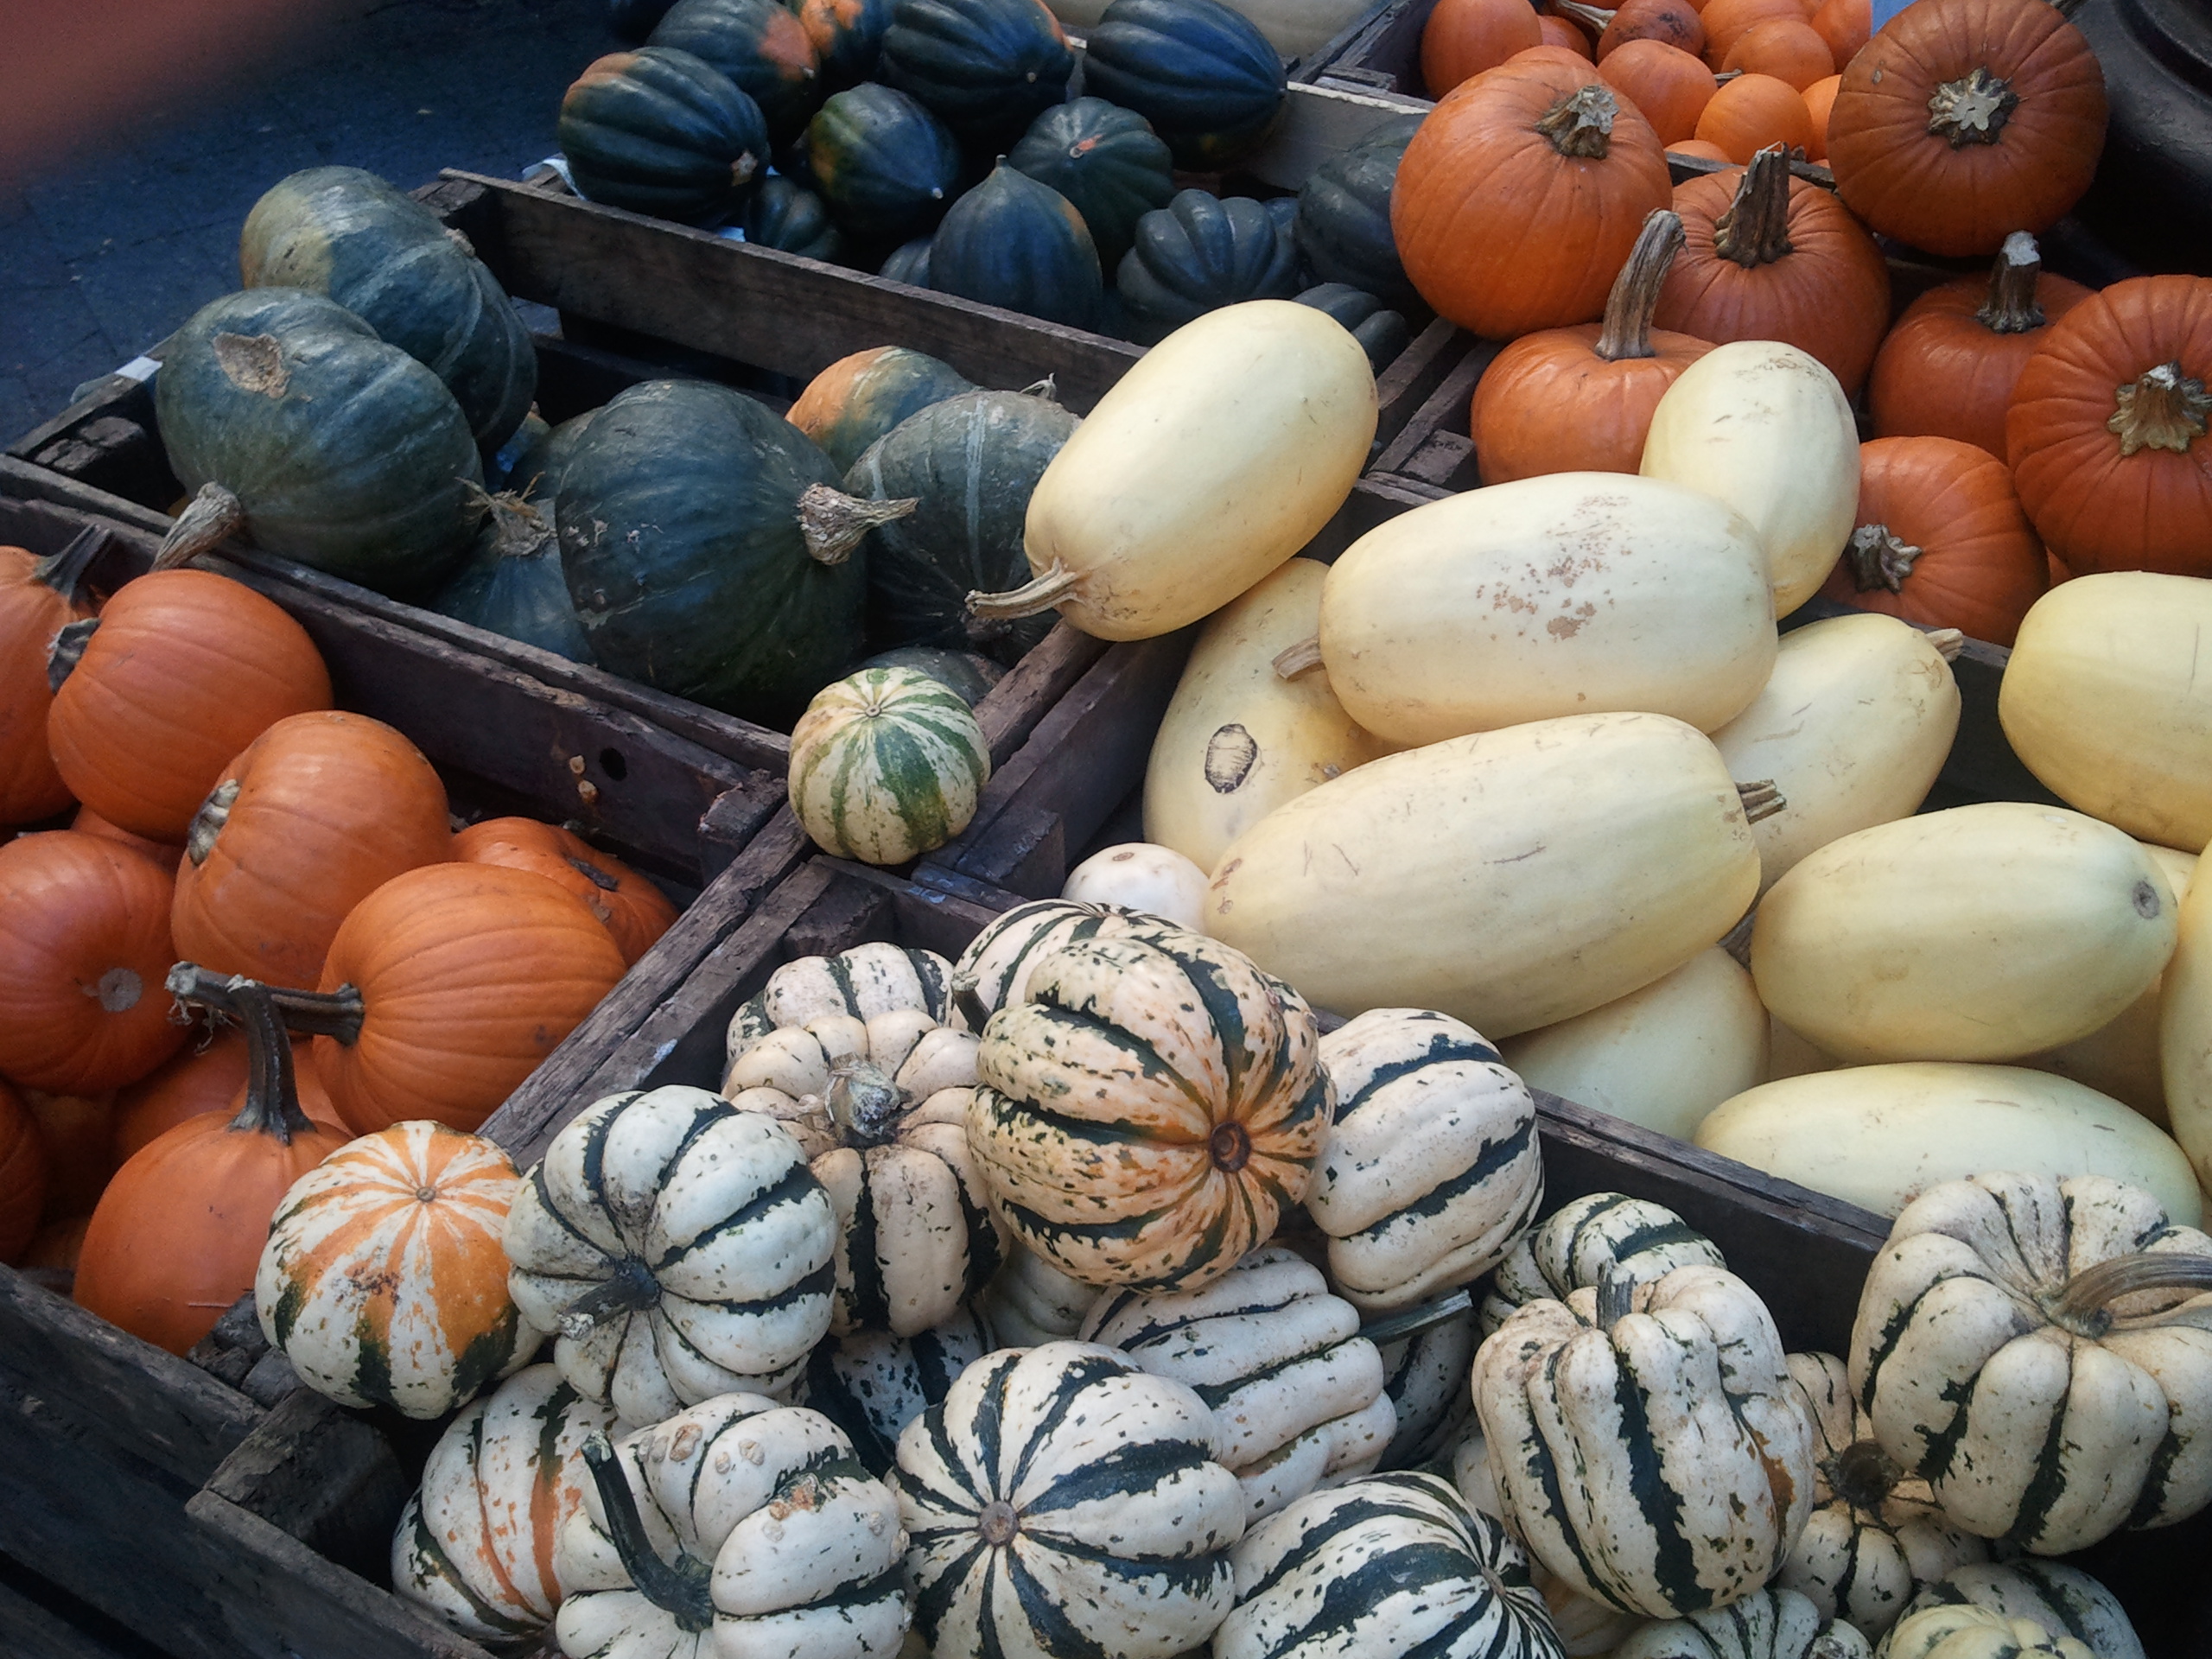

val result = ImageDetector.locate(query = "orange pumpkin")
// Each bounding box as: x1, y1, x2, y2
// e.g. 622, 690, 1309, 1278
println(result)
1808, 0, 1866, 67
2005, 275, 2212, 579
1656, 145, 1891, 393
1826, 0, 2107, 257
1599, 39, 1717, 143
71, 804, 182, 875
1471, 209, 1714, 481
46, 569, 331, 842
111, 1027, 341, 1163
1698, 0, 1807, 66
1395, 60, 1673, 339
170, 711, 451, 990
1504, 42, 1601, 71
452, 817, 677, 967
74, 981, 347, 1355
1693, 71, 1813, 160
1422, 0, 1545, 93
1538, 13, 1595, 56
1818, 436, 2046, 645
1669, 137, 1735, 162
0, 831, 186, 1094
0, 1079, 46, 1263
0, 529, 102, 826
22, 1213, 88, 1276
301, 863, 627, 1135
1721, 17, 1834, 88
1802, 71, 1840, 158
1867, 232, 2094, 458
1567, 0, 1704, 60
20, 1085, 116, 1222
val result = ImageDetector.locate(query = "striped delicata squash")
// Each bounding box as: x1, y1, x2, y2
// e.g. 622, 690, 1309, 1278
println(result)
1478, 1190, 1725, 1334
1611, 1586, 1872, 1657
946, 895, 1183, 1028
795, 1309, 988, 1476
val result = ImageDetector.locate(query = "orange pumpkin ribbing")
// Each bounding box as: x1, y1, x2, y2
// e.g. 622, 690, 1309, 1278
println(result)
453, 817, 677, 967
0, 530, 102, 825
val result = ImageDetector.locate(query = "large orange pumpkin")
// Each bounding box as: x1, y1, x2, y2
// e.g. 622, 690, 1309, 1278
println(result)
1421, 0, 1546, 93
111, 1027, 341, 1163
2005, 275, 2212, 579
1693, 70, 1812, 160
1818, 435, 2046, 645
1656, 145, 1891, 394
1826, 0, 2106, 257
46, 569, 331, 842
451, 817, 678, 968
170, 711, 451, 990
0, 831, 186, 1094
0, 528, 102, 826
0, 1079, 47, 1263
1395, 60, 1673, 339
1599, 38, 1717, 143
1867, 232, 2094, 458
1471, 208, 1715, 481
74, 980, 347, 1355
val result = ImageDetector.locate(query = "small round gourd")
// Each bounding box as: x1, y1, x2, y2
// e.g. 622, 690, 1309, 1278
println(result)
1294, 116, 1421, 313
739, 174, 847, 259
1117, 190, 1302, 346
803, 83, 963, 245
877, 0, 1075, 149
789, 344, 974, 473
727, 941, 958, 1052
1081, 0, 1289, 171
928, 162, 1103, 330
1008, 96, 1175, 271
1308, 1007, 1543, 1311
1478, 1190, 1725, 1334
646, 0, 825, 144
558, 47, 772, 224
795, 1309, 987, 1474
1892, 1563, 2142, 1659
788, 666, 992, 865
1878, 1605, 2090, 1659
502, 1085, 837, 1424
1612, 1586, 1872, 1658
976, 1240, 1097, 1344
1060, 842, 1209, 931
425, 493, 594, 663
947, 896, 1179, 1027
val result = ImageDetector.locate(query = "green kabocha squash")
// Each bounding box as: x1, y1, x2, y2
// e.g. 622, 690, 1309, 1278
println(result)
426, 493, 594, 664
488, 412, 550, 492
1295, 282, 1408, 369
739, 174, 846, 259
879, 235, 932, 285
1008, 96, 1176, 273
877, 0, 1075, 150
798, 0, 895, 89
1116, 188, 1301, 346
787, 664, 992, 862
857, 644, 1004, 705
845, 385, 1079, 664
555, 378, 887, 719
155, 288, 482, 594
646, 0, 823, 144
238, 167, 535, 453
1294, 114, 1420, 312
926, 162, 1103, 329
504, 410, 594, 502
789, 344, 975, 471
1081, 0, 1287, 172
803, 84, 963, 245
557, 48, 771, 226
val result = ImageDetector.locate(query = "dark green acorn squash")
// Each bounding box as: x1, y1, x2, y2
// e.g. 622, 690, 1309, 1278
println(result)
609, 0, 679, 40
239, 167, 537, 453
741, 175, 848, 260
928, 162, 1103, 329
556, 379, 870, 720
1115, 188, 1301, 345
804, 84, 963, 245
797, 0, 894, 89
648, 0, 823, 143
877, 0, 1076, 151
858, 644, 1005, 705
1294, 282, 1409, 369
790, 344, 974, 471
559, 48, 771, 226
1079, 0, 1287, 172
1294, 114, 1421, 314
1007, 97, 1174, 272
426, 493, 595, 664
880, 236, 933, 285
156, 288, 483, 595
845, 386, 1079, 665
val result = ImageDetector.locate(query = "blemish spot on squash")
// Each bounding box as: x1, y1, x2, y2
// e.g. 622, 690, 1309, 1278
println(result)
1204, 724, 1259, 794
212, 332, 289, 397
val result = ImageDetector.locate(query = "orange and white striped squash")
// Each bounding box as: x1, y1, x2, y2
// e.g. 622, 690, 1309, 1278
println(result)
256, 1120, 531, 1419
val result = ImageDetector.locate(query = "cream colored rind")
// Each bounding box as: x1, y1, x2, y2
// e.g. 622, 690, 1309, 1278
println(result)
2162, 856, 2212, 1194
2039, 842, 2195, 1123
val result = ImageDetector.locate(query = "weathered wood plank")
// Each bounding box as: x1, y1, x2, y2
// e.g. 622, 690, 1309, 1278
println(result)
200, 1390, 412, 1582
0, 1561, 168, 1659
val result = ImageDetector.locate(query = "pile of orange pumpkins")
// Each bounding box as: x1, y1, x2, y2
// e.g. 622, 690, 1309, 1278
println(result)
0, 546, 677, 1355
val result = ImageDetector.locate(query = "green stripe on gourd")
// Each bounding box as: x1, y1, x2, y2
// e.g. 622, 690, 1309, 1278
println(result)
728, 942, 957, 1056
1478, 1190, 1725, 1335
787, 665, 990, 865
796, 1309, 988, 1474
946, 896, 1186, 1030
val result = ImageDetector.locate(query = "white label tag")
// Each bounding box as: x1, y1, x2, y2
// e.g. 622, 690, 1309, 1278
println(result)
115, 355, 161, 383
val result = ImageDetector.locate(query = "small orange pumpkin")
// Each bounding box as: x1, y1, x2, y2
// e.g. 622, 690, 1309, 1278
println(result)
0, 1079, 47, 1263
1669, 137, 1735, 162
451, 817, 677, 967
1566, 0, 1704, 60
1422, 0, 1547, 92
1538, 13, 1595, 57
1599, 38, 1717, 143
1693, 71, 1813, 160
1698, 0, 1807, 65
1802, 71, 1840, 158
1808, 0, 1867, 67
0, 528, 102, 826
1721, 17, 1834, 88
111, 1027, 341, 1163
1818, 435, 2046, 645
71, 804, 182, 874
20, 1084, 116, 1222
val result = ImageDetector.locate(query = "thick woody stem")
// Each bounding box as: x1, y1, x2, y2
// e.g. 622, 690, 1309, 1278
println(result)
1976, 232, 2048, 334
1713, 147, 1795, 270
1926, 628, 1964, 662
1927, 67, 2018, 148
1847, 524, 1923, 593
1273, 637, 1325, 679
1535, 85, 1619, 160
1738, 779, 1786, 823
32, 524, 108, 607
1829, 1438, 1904, 1512
224, 980, 316, 1145
1596, 1267, 1636, 1332
1595, 210, 1685, 362
968, 558, 1081, 622
153, 482, 247, 571
166, 962, 365, 1044
2050, 1251, 2212, 1337
2107, 362, 2209, 457
578, 1436, 716, 1631
800, 483, 917, 565
1359, 1287, 1475, 1346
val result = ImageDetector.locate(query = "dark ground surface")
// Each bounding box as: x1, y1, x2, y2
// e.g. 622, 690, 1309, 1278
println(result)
0, 0, 622, 443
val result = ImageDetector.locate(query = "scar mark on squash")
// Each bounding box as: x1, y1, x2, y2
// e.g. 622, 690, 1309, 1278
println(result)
1205, 724, 1259, 793
213, 332, 289, 397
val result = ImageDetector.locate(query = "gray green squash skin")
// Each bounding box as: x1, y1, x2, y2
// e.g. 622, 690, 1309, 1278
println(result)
556, 378, 865, 721
1116, 188, 1303, 346
1008, 96, 1175, 272
558, 47, 772, 227
926, 162, 1103, 331
239, 165, 537, 452
156, 287, 485, 596
858, 644, 1003, 705
427, 509, 595, 664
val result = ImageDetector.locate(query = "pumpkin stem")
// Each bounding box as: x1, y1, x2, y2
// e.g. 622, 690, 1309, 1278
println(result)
46, 617, 99, 695
1595, 1267, 1636, 1332
2107, 361, 2210, 457
968, 558, 1081, 622
1976, 232, 2048, 334
1712, 148, 1794, 270
798, 483, 917, 565
1273, 637, 1325, 679
1020, 375, 1059, 403
1359, 1287, 1474, 1346
1927, 627, 1965, 663
1534, 84, 1619, 161
185, 779, 240, 868
950, 976, 992, 1034
31, 524, 109, 609
1829, 1437, 1904, 1512
558, 1256, 663, 1339
1926, 66, 2019, 149
461, 480, 556, 560
152, 482, 247, 572
578, 1434, 717, 1632
165, 962, 365, 1044
1737, 779, 1786, 823
1846, 524, 1923, 594
1596, 210, 1685, 362
223, 978, 317, 1146
825, 1058, 907, 1147
2047, 1251, 2212, 1337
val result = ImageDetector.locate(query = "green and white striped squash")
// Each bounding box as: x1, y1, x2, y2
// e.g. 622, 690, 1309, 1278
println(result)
1080, 1247, 1394, 1522
1450, 1427, 1642, 1658
946, 896, 1180, 1028
976, 1240, 1096, 1346
893, 1340, 1247, 1659
1779, 1352, 1985, 1641
788, 665, 991, 865
1878, 1605, 2090, 1659
796, 1309, 988, 1476
556, 1394, 910, 1659
1374, 1300, 1476, 1470
502, 1085, 836, 1424
727, 941, 957, 1052
1478, 1192, 1726, 1336
1473, 1264, 1816, 1619
1847, 1170, 2212, 1556
969, 929, 1332, 1291
1613, 1586, 1873, 1658
1215, 1471, 1565, 1659
1891, 1564, 2142, 1659
391, 1363, 620, 1644
1309, 1008, 1543, 1312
